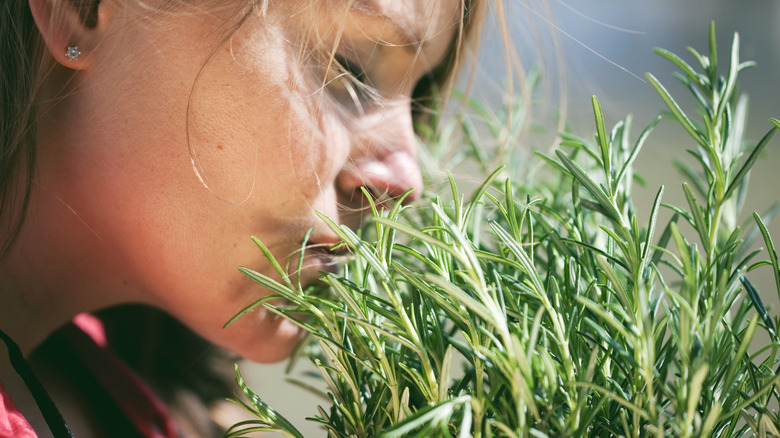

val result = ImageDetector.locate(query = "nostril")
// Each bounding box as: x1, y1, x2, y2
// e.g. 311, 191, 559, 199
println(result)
338, 151, 423, 205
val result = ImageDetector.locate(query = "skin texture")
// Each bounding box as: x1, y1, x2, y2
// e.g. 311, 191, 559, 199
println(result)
0, 0, 460, 364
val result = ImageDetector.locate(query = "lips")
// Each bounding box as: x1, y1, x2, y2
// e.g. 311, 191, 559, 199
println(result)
292, 231, 346, 288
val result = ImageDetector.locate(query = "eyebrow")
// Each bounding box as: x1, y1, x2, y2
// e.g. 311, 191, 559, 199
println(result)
348, 0, 423, 54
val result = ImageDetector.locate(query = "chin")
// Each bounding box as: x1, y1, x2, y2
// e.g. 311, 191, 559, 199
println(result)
218, 306, 307, 364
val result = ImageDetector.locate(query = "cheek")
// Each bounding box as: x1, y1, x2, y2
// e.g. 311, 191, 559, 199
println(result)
187, 53, 291, 204
186, 27, 350, 208
287, 100, 353, 200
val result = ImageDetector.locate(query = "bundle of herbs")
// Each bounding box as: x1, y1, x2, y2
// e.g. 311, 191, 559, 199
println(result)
225, 23, 780, 437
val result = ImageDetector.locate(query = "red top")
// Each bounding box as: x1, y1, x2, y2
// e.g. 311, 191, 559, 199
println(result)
0, 314, 178, 438
0, 379, 35, 438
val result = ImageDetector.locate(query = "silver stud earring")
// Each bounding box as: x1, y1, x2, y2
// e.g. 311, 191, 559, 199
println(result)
65, 46, 81, 61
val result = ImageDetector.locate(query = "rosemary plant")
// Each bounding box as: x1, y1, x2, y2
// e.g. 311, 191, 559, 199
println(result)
225, 23, 780, 437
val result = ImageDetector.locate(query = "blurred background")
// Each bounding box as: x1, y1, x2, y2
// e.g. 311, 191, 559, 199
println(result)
241, 1, 780, 435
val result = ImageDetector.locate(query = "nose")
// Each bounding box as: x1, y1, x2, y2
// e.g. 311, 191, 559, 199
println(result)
338, 150, 423, 203
337, 103, 423, 206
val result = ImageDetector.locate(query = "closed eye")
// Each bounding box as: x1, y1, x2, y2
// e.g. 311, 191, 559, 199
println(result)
328, 53, 383, 113
333, 54, 369, 86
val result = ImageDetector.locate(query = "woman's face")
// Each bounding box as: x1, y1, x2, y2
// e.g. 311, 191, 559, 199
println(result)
31, 0, 460, 362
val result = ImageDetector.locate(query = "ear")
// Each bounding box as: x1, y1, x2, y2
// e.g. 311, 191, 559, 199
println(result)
28, 0, 114, 70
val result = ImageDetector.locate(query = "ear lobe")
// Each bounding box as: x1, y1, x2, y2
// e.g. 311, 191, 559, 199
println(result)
28, 0, 108, 70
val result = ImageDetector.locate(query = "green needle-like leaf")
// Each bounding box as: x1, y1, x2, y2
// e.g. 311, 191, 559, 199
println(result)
556, 150, 623, 226
754, 212, 780, 306
647, 72, 708, 148
725, 124, 778, 199
592, 96, 611, 182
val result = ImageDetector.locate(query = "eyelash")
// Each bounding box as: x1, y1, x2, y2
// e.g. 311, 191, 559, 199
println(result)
327, 53, 381, 112
333, 54, 368, 85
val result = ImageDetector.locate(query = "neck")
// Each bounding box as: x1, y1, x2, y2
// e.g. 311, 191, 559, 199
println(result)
0, 255, 81, 356
0, 160, 154, 356
0, 215, 134, 357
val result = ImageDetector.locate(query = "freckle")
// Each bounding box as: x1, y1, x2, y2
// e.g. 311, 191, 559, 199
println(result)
233, 243, 237, 248
122, 280, 128, 285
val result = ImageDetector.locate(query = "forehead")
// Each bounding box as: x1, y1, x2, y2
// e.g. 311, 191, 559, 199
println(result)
348, 0, 462, 47
291, 0, 462, 67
